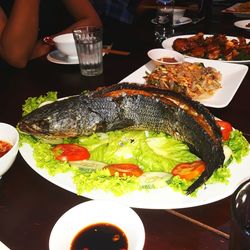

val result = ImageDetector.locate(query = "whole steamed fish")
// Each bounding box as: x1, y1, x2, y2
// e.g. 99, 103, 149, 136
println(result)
18, 83, 225, 194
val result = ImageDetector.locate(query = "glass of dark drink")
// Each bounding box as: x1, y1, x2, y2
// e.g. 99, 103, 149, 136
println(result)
230, 179, 250, 250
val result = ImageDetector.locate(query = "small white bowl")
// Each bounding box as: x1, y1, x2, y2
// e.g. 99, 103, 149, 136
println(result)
0, 123, 19, 177
166, 8, 186, 23
53, 33, 77, 58
147, 48, 185, 65
173, 8, 186, 23
49, 200, 145, 250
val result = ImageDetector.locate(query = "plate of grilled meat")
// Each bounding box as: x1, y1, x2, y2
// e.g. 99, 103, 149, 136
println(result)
162, 33, 250, 64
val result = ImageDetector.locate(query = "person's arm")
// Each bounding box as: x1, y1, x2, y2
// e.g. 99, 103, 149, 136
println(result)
0, 0, 40, 68
0, 0, 102, 68
31, 0, 102, 60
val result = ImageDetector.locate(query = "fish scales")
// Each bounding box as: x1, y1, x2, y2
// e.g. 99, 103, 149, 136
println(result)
93, 82, 222, 141
79, 96, 135, 133
18, 83, 225, 194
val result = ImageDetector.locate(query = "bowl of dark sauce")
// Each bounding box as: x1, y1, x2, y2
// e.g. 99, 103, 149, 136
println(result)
49, 200, 145, 250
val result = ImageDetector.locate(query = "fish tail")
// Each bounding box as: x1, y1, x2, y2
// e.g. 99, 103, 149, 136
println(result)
186, 167, 212, 195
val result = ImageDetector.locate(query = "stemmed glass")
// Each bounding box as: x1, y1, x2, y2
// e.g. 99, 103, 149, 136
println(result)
153, 0, 175, 44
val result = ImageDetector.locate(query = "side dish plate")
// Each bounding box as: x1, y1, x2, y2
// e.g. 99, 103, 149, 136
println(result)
162, 34, 250, 64
121, 59, 248, 108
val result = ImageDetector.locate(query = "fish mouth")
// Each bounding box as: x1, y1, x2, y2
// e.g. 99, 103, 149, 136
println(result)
18, 121, 40, 135
18, 120, 50, 138
18, 121, 64, 143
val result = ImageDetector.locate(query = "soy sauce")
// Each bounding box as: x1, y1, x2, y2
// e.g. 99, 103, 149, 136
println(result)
71, 222, 128, 250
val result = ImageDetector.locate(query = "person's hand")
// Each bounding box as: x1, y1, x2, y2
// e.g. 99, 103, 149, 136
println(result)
30, 40, 54, 59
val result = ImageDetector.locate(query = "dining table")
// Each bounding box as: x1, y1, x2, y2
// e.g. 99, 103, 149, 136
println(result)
0, 2, 250, 250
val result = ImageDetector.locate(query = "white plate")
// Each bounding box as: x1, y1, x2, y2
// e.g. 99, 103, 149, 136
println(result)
234, 19, 250, 31
121, 59, 248, 108
162, 34, 250, 64
47, 50, 106, 65
174, 17, 192, 27
151, 16, 192, 27
47, 50, 79, 65
19, 142, 250, 209
0, 241, 10, 250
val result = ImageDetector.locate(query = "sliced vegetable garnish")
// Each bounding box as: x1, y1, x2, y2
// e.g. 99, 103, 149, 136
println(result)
69, 160, 107, 172
171, 160, 205, 181
139, 172, 172, 189
106, 163, 143, 177
216, 120, 233, 141
52, 144, 90, 162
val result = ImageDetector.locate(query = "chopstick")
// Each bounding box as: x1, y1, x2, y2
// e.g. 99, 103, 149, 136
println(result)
165, 209, 230, 239
102, 48, 130, 56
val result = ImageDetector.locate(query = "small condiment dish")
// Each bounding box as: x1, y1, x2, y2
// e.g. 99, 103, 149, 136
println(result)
147, 48, 185, 65
53, 33, 78, 58
0, 123, 19, 177
49, 200, 145, 250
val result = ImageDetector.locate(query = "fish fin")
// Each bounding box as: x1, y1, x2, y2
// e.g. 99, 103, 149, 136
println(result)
186, 170, 211, 195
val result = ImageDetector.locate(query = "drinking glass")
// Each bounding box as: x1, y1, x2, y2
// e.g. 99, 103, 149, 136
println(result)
230, 179, 250, 250
153, 0, 175, 44
73, 26, 103, 77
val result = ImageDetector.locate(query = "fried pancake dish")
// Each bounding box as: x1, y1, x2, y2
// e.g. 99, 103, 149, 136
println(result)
144, 62, 222, 99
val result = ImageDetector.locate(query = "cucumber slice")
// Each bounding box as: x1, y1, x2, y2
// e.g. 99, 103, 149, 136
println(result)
139, 172, 172, 189
223, 145, 232, 164
69, 160, 107, 172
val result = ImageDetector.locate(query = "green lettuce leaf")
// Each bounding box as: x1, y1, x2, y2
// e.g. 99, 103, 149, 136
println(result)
225, 130, 249, 163
22, 91, 57, 116
77, 130, 198, 172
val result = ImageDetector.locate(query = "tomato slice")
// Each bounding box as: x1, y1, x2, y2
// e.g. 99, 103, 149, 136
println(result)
171, 160, 205, 181
106, 163, 143, 177
216, 120, 233, 141
52, 144, 90, 162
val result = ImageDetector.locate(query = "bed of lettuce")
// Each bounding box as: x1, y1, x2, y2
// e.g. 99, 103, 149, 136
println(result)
19, 92, 250, 196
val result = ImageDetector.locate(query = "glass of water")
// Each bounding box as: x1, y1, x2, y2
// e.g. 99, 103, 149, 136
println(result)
73, 26, 103, 77
153, 0, 175, 44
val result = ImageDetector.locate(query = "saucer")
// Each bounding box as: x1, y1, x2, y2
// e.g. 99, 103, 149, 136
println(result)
151, 17, 192, 27
174, 17, 192, 27
47, 50, 79, 65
